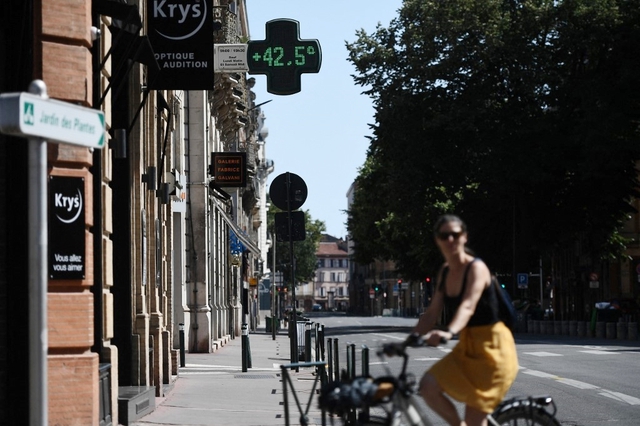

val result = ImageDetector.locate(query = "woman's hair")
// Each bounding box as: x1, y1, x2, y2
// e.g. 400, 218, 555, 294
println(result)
433, 214, 467, 236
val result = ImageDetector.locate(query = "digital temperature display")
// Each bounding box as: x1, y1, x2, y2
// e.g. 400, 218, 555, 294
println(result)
248, 19, 322, 95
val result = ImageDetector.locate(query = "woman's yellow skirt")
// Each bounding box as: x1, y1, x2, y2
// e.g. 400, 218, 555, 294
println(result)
427, 321, 518, 413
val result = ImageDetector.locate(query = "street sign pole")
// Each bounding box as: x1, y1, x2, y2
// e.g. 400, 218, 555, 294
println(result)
28, 80, 48, 426
29, 135, 48, 426
285, 172, 299, 369
0, 80, 106, 426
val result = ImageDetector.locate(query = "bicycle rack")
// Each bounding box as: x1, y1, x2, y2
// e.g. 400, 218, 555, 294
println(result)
281, 360, 328, 426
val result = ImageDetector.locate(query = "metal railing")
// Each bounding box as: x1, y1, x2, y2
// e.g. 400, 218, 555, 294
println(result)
281, 361, 328, 426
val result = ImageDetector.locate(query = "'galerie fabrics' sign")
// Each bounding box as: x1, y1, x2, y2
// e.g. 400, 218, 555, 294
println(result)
210, 152, 247, 187
147, 0, 214, 90
49, 176, 85, 280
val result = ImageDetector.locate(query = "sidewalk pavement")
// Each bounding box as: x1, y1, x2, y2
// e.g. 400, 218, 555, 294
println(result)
131, 319, 325, 426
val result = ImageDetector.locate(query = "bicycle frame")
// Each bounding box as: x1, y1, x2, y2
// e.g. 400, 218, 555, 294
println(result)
373, 344, 559, 426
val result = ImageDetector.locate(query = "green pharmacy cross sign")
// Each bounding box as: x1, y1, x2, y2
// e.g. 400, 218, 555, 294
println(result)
248, 19, 322, 95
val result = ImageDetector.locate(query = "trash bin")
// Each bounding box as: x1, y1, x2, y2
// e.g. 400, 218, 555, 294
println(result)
296, 320, 306, 352
265, 316, 279, 333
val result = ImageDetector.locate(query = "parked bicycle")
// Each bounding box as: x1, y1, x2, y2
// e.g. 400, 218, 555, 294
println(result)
319, 337, 560, 426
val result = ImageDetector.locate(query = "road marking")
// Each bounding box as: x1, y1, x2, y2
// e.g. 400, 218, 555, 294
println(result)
599, 390, 640, 405
522, 369, 558, 379
372, 333, 404, 341
579, 350, 618, 355
556, 378, 599, 389
523, 351, 563, 357
414, 357, 441, 361
521, 367, 640, 406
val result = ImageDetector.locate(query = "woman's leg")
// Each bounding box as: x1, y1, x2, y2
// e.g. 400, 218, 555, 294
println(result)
464, 405, 488, 426
419, 373, 461, 426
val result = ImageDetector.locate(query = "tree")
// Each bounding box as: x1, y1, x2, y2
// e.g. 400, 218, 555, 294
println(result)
266, 200, 325, 286
346, 0, 640, 280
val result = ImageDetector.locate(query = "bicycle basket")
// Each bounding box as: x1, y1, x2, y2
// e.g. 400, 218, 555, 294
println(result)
319, 377, 383, 416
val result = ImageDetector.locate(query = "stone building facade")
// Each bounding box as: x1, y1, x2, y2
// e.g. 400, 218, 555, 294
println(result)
0, 1, 268, 424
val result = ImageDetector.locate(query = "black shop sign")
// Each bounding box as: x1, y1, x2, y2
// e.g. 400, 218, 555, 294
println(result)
49, 176, 85, 280
209, 152, 247, 187
147, 0, 214, 90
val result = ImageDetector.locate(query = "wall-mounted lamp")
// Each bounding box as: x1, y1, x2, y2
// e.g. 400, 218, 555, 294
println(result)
142, 166, 157, 191
110, 128, 127, 159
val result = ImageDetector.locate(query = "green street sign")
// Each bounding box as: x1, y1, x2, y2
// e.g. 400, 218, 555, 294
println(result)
248, 19, 321, 95
0, 92, 105, 149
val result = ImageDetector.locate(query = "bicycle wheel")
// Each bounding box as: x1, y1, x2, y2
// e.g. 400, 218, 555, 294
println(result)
387, 394, 431, 426
492, 406, 561, 426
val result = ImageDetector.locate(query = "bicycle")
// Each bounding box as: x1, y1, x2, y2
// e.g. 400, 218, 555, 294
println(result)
319, 337, 560, 426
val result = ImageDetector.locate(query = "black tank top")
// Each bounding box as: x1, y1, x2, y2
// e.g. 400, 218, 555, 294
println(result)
438, 259, 499, 327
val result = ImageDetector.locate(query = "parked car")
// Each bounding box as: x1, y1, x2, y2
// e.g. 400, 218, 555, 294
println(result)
312, 304, 322, 312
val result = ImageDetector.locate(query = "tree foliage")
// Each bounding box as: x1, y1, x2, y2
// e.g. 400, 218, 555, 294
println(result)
346, 0, 640, 279
266, 200, 325, 285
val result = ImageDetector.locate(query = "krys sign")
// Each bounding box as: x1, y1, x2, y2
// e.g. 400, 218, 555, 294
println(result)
147, 0, 213, 90
49, 176, 85, 280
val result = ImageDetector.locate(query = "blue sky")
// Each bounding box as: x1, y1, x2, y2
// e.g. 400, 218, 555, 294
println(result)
246, 1, 403, 239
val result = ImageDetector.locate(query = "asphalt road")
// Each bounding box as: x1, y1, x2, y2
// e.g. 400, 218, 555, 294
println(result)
307, 313, 640, 426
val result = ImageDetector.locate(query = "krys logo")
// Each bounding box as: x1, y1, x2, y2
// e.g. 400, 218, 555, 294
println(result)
54, 189, 83, 224
152, 0, 207, 41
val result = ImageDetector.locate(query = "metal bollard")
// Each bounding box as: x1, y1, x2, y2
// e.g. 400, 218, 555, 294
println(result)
241, 323, 249, 372
305, 324, 312, 362
318, 324, 325, 361
178, 323, 186, 368
359, 345, 370, 423
333, 338, 340, 382
361, 345, 369, 377
347, 343, 356, 380
327, 338, 334, 383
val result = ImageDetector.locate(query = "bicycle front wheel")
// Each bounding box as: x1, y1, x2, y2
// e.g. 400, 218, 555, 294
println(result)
492, 406, 561, 426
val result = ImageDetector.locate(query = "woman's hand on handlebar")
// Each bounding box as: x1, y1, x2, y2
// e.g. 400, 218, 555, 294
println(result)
380, 332, 423, 356
424, 329, 451, 346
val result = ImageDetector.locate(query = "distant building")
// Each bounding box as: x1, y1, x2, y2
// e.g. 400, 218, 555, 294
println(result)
313, 235, 349, 311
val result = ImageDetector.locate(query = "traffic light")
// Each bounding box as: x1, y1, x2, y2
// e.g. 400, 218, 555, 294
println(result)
425, 277, 431, 284
373, 284, 380, 295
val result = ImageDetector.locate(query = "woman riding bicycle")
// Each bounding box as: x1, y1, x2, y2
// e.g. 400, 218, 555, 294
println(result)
406, 214, 518, 426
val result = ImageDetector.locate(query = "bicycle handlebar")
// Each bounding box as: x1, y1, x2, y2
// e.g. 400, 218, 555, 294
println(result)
378, 332, 448, 358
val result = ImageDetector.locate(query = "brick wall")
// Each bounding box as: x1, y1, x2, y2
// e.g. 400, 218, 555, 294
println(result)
36, 0, 99, 424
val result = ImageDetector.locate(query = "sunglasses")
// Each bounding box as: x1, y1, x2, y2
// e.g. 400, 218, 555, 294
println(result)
436, 231, 463, 241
